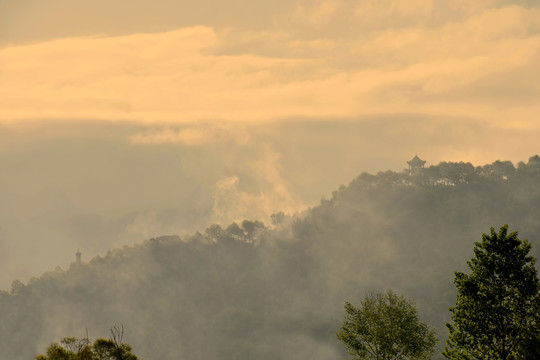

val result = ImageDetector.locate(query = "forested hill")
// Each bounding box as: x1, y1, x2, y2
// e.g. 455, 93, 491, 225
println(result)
2, 156, 540, 360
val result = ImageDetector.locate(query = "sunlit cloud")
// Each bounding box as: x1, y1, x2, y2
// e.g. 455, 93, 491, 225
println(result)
130, 123, 304, 224
129, 124, 251, 146
211, 145, 304, 225
287, 0, 344, 28
0, 1, 538, 130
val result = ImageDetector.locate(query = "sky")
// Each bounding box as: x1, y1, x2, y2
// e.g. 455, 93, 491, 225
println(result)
0, 0, 539, 289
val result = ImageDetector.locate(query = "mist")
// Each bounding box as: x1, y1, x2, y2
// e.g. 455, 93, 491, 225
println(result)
1, 156, 540, 359
3, 119, 540, 291
1, 1, 540, 359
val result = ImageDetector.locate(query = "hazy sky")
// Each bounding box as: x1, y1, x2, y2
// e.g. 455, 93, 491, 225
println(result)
1, 0, 539, 289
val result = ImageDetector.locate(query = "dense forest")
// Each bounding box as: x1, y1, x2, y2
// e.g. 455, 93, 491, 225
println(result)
2, 156, 540, 360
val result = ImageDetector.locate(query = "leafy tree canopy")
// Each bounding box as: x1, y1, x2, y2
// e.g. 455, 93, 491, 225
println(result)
444, 225, 540, 360
337, 290, 437, 360
36, 325, 140, 360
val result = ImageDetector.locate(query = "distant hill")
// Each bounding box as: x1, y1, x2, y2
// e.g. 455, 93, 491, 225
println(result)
2, 156, 540, 360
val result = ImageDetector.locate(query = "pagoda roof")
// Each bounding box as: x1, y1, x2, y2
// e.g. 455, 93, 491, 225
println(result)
407, 155, 426, 165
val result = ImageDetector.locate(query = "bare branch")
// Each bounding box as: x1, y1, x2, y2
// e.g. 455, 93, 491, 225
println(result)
110, 323, 125, 347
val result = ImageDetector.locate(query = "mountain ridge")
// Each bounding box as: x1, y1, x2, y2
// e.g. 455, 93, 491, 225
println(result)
2, 155, 540, 360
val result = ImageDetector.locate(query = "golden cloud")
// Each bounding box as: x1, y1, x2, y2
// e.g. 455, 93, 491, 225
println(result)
129, 123, 251, 146
0, 4, 538, 129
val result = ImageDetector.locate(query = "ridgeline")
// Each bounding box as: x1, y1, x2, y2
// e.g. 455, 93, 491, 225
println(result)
2, 156, 540, 360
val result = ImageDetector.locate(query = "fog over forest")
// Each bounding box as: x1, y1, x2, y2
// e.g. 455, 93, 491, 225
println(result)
2, 1, 540, 359
2, 155, 539, 359
4, 119, 522, 292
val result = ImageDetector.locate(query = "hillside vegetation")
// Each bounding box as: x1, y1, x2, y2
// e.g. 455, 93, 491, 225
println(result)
2, 156, 540, 360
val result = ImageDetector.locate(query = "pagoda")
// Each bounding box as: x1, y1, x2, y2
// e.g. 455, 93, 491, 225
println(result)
407, 155, 426, 171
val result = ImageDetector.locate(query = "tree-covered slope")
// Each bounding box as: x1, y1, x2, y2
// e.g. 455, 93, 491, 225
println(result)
2, 156, 540, 360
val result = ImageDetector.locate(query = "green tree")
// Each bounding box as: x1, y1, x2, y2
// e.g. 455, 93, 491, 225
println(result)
444, 225, 540, 360
337, 290, 437, 360
36, 337, 94, 360
36, 325, 140, 360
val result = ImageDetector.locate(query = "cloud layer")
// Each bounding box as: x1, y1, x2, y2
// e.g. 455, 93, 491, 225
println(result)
1, 1, 539, 128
